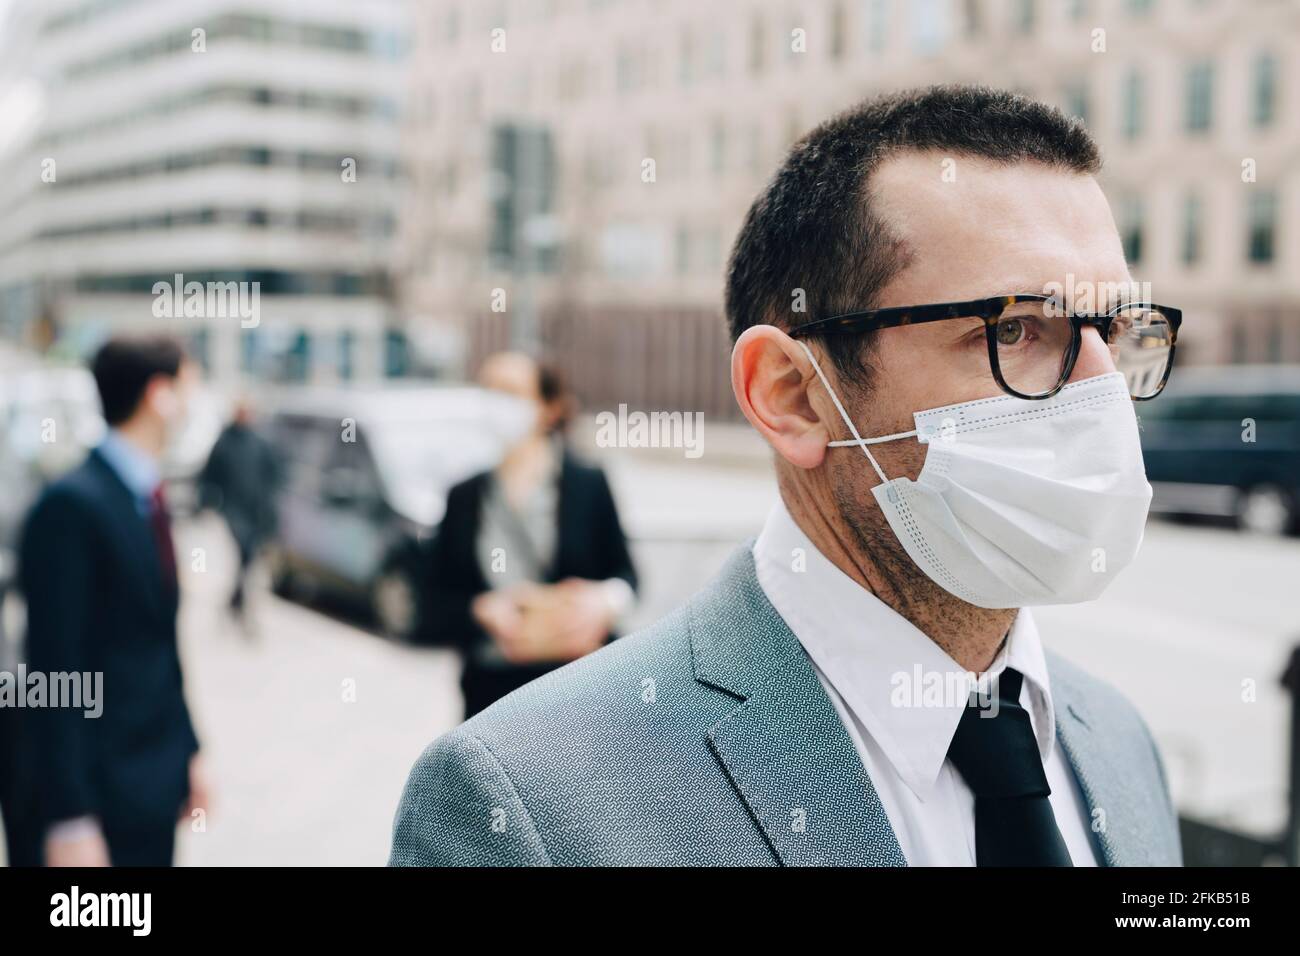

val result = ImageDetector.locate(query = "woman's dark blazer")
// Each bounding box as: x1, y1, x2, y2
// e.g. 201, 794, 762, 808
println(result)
422, 448, 637, 655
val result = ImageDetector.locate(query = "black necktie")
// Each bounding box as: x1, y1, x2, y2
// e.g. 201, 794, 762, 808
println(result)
946, 667, 1073, 867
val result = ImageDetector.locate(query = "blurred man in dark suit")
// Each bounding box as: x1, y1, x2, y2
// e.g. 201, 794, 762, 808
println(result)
18, 335, 209, 867
0, 583, 39, 866
198, 395, 283, 633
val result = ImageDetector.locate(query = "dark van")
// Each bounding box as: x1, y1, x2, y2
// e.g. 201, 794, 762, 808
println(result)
1138, 365, 1300, 535
262, 385, 511, 639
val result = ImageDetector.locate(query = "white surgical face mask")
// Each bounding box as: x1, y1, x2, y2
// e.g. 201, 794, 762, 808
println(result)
798, 342, 1153, 608
482, 390, 540, 451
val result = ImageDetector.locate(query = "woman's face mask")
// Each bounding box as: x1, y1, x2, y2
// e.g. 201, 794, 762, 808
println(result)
483, 390, 540, 452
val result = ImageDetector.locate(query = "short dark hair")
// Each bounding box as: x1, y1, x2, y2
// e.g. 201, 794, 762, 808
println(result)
537, 361, 574, 434
724, 85, 1102, 384
90, 335, 185, 425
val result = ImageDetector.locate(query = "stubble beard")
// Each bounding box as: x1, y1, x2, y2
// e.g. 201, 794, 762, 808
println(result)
828, 453, 1016, 669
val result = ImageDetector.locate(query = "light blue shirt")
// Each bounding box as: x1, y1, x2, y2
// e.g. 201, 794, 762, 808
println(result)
96, 429, 161, 516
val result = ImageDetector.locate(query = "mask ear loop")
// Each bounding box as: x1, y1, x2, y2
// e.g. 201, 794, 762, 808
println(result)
796, 340, 917, 486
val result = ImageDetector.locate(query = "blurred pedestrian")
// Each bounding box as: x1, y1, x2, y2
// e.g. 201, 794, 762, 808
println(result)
18, 335, 209, 867
198, 396, 283, 634
424, 353, 638, 718
0, 581, 40, 866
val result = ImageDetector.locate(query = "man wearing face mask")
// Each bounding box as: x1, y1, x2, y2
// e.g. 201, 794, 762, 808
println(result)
16, 336, 209, 866
391, 87, 1181, 867
422, 352, 638, 718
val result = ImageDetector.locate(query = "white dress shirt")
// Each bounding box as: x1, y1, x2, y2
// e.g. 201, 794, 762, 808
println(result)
752, 501, 1099, 866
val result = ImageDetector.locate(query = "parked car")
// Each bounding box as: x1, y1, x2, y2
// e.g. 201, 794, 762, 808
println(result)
0, 366, 106, 594
262, 385, 514, 640
1138, 364, 1300, 535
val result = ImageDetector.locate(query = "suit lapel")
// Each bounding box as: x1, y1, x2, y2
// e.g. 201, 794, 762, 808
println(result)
691, 547, 906, 867
1050, 664, 1133, 867
88, 451, 171, 623
707, 655, 908, 866
691, 547, 1167, 867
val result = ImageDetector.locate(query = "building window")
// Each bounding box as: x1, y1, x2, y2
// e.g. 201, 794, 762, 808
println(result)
1121, 69, 1144, 140
339, 330, 355, 380
1185, 60, 1214, 133
783, 9, 800, 64
678, 28, 696, 86
241, 328, 261, 375
963, 0, 982, 36
1120, 196, 1144, 265
1230, 323, 1248, 363
1067, 0, 1088, 19
910, 0, 950, 54
383, 330, 408, 379
709, 119, 726, 175
558, 58, 587, 102
482, 0, 508, 32
1126, 0, 1153, 14
705, 30, 726, 78
1062, 79, 1089, 127
1247, 189, 1277, 265
829, 1, 847, 60
615, 47, 636, 95
1251, 53, 1277, 128
1180, 192, 1202, 266
862, 0, 888, 52
674, 225, 690, 275
1267, 317, 1284, 362
700, 228, 723, 275
748, 15, 767, 74
642, 126, 659, 168
1013, 0, 1035, 34
442, 4, 461, 46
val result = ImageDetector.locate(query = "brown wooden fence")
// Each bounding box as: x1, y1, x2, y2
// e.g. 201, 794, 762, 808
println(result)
466, 305, 742, 422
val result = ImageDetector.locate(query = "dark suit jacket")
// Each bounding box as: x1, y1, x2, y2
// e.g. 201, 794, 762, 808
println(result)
424, 449, 637, 660
198, 422, 282, 547
18, 449, 199, 833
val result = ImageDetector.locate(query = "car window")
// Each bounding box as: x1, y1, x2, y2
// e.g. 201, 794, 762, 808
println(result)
1157, 396, 1217, 421
1208, 396, 1264, 423
1235, 393, 1300, 423
270, 415, 338, 497
326, 427, 383, 501
1145, 390, 1300, 425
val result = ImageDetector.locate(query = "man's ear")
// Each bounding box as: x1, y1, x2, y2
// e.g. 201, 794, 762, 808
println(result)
731, 324, 834, 470
142, 374, 179, 420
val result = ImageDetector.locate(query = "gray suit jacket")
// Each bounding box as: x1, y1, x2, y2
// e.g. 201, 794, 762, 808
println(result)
390, 546, 1182, 866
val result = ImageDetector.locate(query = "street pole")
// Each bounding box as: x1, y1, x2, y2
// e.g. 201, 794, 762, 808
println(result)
1282, 643, 1300, 866
511, 127, 540, 355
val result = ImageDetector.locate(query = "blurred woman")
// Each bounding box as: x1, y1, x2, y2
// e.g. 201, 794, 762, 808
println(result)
425, 352, 638, 718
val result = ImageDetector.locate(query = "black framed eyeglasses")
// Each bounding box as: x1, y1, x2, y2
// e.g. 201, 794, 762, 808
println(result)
790, 293, 1182, 401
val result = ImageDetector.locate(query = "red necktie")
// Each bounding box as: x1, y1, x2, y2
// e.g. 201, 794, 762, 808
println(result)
150, 484, 178, 591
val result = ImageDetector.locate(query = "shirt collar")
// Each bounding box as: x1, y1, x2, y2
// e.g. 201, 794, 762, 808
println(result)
752, 500, 1056, 801
97, 429, 161, 506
